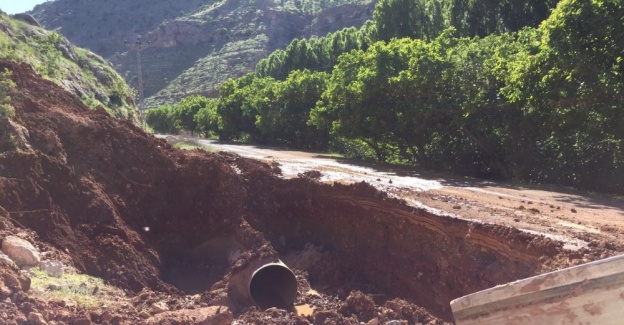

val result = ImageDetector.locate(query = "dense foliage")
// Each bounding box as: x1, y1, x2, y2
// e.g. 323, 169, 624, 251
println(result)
372, 0, 557, 41
147, 0, 624, 194
146, 96, 215, 136
254, 0, 558, 80
219, 70, 330, 149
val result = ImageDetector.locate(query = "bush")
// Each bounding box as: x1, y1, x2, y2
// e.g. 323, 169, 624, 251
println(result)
0, 68, 15, 118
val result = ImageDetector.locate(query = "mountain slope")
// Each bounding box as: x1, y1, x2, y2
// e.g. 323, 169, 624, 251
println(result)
0, 12, 137, 120
30, 0, 376, 108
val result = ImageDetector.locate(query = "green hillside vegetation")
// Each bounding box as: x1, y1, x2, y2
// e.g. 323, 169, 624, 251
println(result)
0, 68, 15, 118
148, 0, 624, 194
0, 13, 137, 120
30, 0, 209, 58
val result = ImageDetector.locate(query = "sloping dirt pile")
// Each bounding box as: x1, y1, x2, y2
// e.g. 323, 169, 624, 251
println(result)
0, 58, 570, 324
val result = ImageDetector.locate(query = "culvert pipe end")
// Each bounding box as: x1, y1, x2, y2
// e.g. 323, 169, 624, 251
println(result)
248, 261, 298, 309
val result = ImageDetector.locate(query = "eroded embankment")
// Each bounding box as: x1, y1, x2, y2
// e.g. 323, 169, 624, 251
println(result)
0, 59, 568, 323
232, 161, 563, 319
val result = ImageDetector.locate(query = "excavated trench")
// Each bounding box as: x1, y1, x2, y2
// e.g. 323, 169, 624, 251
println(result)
148, 160, 562, 321
0, 59, 565, 323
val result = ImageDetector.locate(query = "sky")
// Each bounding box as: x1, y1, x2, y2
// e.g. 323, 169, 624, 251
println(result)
0, 0, 48, 14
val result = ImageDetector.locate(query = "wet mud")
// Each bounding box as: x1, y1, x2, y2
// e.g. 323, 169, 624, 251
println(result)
0, 59, 577, 324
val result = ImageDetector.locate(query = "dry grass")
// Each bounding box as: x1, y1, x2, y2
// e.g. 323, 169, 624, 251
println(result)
29, 268, 128, 309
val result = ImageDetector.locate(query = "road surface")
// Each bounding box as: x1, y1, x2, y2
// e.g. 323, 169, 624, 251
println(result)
166, 136, 624, 255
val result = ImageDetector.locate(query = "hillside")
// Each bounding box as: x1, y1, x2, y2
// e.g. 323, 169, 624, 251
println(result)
0, 12, 137, 120
30, 0, 377, 108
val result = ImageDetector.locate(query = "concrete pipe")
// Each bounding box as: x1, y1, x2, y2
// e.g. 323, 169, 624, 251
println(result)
228, 253, 298, 310
248, 261, 298, 309
199, 236, 299, 309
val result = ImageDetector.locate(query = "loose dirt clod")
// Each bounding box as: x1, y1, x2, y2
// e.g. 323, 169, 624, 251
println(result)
0, 59, 598, 324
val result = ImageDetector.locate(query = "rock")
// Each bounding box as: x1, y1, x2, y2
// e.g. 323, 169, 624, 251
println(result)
3, 273, 21, 290
139, 311, 150, 319
17, 274, 30, 292
343, 291, 375, 321
0, 251, 17, 269
293, 317, 311, 325
145, 306, 233, 325
71, 318, 92, 325
0, 285, 11, 299
94, 90, 109, 104
60, 80, 87, 99
314, 311, 343, 325
0, 119, 31, 153
1, 236, 40, 268
151, 301, 169, 314
27, 312, 48, 325
57, 39, 78, 62
40, 260, 64, 277
4, 272, 29, 294
15, 315, 27, 324
367, 318, 379, 325
100, 311, 113, 323
306, 289, 321, 298
11, 14, 41, 27
198, 306, 233, 325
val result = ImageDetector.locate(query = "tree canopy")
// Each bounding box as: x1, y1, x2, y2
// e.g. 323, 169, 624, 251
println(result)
147, 0, 624, 194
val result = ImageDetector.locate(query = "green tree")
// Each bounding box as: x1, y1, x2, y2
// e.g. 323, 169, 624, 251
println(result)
374, 0, 430, 41
451, 0, 557, 37
256, 70, 329, 148
171, 95, 212, 134
194, 98, 220, 138
500, 0, 624, 191
145, 105, 177, 134
216, 75, 258, 140
255, 27, 368, 80
390, 32, 459, 167
37, 32, 63, 78
312, 39, 416, 161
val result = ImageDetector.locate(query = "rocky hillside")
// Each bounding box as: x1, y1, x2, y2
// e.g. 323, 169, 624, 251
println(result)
30, 0, 376, 108
0, 12, 137, 120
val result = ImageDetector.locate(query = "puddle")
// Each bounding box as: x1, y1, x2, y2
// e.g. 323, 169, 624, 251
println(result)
293, 304, 314, 317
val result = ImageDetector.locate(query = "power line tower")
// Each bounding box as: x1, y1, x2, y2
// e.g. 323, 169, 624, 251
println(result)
135, 37, 144, 110
125, 36, 145, 126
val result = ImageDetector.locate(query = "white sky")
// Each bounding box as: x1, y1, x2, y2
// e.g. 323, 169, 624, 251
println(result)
0, 0, 49, 14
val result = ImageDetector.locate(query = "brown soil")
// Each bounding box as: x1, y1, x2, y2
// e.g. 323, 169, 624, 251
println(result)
0, 59, 614, 325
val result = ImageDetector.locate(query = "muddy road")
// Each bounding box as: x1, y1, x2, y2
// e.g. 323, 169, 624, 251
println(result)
189, 137, 624, 255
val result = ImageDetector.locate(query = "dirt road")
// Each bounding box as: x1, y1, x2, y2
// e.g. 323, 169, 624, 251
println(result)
194, 138, 624, 255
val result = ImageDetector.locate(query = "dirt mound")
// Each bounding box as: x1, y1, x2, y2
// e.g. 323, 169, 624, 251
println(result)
0, 58, 573, 323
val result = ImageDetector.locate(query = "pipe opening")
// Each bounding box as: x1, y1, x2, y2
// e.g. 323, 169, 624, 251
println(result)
249, 263, 298, 309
